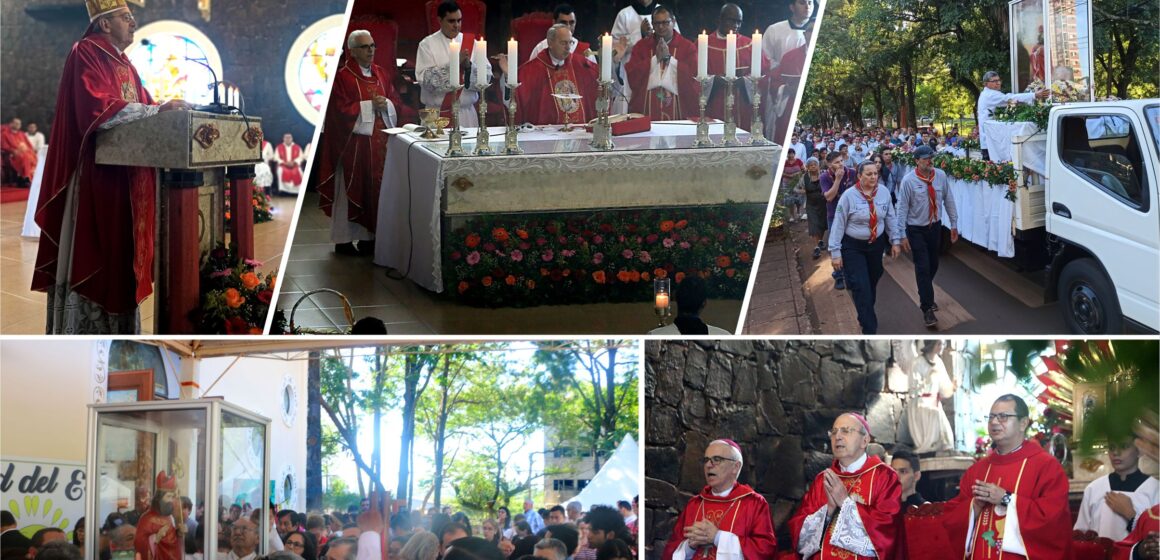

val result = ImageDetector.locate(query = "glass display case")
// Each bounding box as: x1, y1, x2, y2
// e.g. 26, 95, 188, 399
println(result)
84, 399, 270, 559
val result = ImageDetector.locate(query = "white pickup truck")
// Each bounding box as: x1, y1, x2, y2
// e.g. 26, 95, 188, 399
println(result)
1004, 100, 1159, 333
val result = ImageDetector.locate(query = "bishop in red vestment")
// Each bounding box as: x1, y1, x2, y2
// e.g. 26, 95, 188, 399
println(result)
941, 395, 1073, 560
625, 6, 699, 121
790, 413, 902, 560
661, 439, 777, 560
134, 471, 184, 560
511, 25, 599, 126
703, 5, 765, 125
1115, 504, 1159, 560
31, 0, 190, 334
1, 118, 37, 183
318, 30, 400, 255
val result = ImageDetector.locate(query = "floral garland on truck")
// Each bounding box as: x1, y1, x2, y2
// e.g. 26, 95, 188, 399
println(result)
894, 151, 1020, 202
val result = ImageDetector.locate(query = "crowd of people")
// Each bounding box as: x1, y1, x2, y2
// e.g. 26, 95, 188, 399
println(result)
0, 493, 640, 560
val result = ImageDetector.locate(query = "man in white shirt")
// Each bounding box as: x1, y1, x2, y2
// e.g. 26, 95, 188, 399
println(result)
25, 122, 46, 152
227, 518, 260, 560
976, 70, 1049, 160
790, 133, 808, 160
416, 1, 490, 128
528, 4, 595, 63
1075, 440, 1160, 541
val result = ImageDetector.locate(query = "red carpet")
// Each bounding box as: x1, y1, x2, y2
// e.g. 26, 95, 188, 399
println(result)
1, 186, 30, 204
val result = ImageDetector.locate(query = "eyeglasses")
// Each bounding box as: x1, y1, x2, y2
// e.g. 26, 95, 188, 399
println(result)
827, 427, 865, 437
106, 13, 135, 24
285, 541, 305, 549
353, 43, 376, 49
987, 413, 1021, 422
652, 19, 673, 27
231, 527, 256, 534
700, 456, 737, 466
987, 78, 1001, 83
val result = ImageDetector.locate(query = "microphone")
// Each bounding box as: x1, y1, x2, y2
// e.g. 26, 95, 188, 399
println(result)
140, 38, 228, 113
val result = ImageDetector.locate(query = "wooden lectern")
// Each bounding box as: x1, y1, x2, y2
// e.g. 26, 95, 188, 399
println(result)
94, 110, 263, 334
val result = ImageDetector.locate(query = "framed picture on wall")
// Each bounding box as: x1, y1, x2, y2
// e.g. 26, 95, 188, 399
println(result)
108, 370, 155, 403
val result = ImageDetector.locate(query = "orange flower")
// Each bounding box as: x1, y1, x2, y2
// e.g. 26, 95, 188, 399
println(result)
592, 270, 607, 284
516, 229, 529, 240
675, 272, 686, 283
739, 251, 751, 263
630, 270, 641, 282
268, 274, 277, 287
248, 327, 263, 334
482, 276, 494, 287
617, 270, 631, 282
660, 220, 675, 232
716, 255, 732, 268
492, 227, 510, 242
526, 279, 536, 289
726, 268, 737, 278
458, 281, 469, 294
466, 233, 481, 248
241, 271, 261, 290
641, 271, 651, 282
675, 219, 688, 229
224, 288, 245, 308
505, 275, 517, 286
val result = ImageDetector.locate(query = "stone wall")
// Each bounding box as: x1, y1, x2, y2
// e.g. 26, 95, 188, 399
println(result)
2, 0, 343, 145
644, 339, 904, 556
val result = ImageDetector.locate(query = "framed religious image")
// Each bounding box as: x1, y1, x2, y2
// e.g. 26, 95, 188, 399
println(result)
1072, 382, 1105, 442
108, 370, 155, 402
1009, 0, 1046, 93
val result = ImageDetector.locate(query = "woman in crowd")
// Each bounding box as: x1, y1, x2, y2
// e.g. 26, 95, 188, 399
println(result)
596, 539, 634, 560
398, 531, 439, 560
829, 160, 902, 334
481, 518, 501, 546
496, 507, 512, 539
799, 156, 827, 259
283, 530, 318, 560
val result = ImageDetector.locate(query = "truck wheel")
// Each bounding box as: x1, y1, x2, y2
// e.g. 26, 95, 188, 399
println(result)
1058, 258, 1123, 334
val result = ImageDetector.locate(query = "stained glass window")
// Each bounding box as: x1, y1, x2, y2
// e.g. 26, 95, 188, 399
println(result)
285, 14, 346, 124
126, 21, 224, 105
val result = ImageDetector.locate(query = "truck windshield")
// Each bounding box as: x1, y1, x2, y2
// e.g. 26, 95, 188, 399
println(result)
1146, 105, 1160, 154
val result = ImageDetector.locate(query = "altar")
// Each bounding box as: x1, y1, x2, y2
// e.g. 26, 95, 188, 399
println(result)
373, 123, 779, 303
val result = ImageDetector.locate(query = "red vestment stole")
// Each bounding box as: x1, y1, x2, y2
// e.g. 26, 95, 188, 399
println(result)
517, 50, 599, 125
968, 456, 1031, 560
1114, 505, 1159, 560
660, 483, 778, 560
277, 143, 303, 184
790, 456, 902, 560
133, 509, 181, 560
31, 32, 156, 312
626, 34, 698, 120
439, 32, 476, 119
704, 34, 758, 124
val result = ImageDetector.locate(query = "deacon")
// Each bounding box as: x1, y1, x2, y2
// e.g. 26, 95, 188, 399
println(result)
528, 5, 595, 63
762, 0, 811, 140
789, 413, 902, 560
624, 6, 698, 120
134, 471, 185, 560
1075, 439, 1159, 541
274, 133, 304, 195
31, 0, 190, 334
504, 24, 599, 126
660, 439, 777, 559
318, 29, 398, 257
896, 145, 959, 328
941, 394, 1072, 559
1, 118, 37, 185
416, 0, 491, 128
976, 71, 1049, 160
766, 16, 814, 143
703, 4, 760, 125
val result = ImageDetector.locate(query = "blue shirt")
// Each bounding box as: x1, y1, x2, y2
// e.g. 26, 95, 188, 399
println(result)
828, 185, 902, 254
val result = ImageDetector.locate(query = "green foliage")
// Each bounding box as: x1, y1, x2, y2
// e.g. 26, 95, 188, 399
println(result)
322, 477, 363, 512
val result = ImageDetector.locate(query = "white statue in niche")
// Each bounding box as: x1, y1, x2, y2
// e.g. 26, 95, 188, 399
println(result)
904, 340, 957, 453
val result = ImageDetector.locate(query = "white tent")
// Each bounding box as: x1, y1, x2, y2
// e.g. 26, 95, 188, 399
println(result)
564, 434, 639, 511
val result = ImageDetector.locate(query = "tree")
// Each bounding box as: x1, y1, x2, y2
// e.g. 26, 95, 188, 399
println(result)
318, 347, 396, 498
398, 347, 439, 507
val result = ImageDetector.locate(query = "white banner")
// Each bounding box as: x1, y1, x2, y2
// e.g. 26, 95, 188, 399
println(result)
0, 458, 86, 540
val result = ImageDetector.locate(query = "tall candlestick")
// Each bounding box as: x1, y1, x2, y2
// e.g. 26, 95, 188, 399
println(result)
601, 34, 613, 82
725, 31, 736, 78
697, 31, 708, 79
751, 30, 762, 79
474, 39, 488, 86
449, 40, 461, 88
507, 38, 519, 86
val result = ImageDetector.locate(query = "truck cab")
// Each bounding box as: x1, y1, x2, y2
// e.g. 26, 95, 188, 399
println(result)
1044, 100, 1160, 333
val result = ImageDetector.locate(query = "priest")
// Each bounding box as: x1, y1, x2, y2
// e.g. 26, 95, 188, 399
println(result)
703, 4, 761, 125
941, 394, 1073, 559
1115, 504, 1159, 560
504, 24, 599, 126
789, 413, 902, 560
318, 29, 398, 256
134, 471, 184, 560
624, 5, 698, 120
416, 0, 490, 128
31, 0, 190, 334
274, 133, 304, 195
1, 118, 37, 185
660, 439, 777, 559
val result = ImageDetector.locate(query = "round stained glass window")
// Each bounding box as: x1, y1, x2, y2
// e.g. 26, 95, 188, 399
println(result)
285, 14, 346, 124
125, 21, 224, 105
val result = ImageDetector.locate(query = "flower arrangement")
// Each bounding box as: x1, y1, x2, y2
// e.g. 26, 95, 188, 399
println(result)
443, 205, 764, 306
894, 151, 1020, 201
224, 181, 275, 227
992, 101, 1053, 131
197, 244, 277, 334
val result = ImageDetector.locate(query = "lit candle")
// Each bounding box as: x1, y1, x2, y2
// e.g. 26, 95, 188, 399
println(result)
449, 40, 461, 88
697, 31, 708, 79
751, 30, 762, 79
655, 293, 669, 309
725, 31, 736, 78
217, 83, 226, 105
475, 38, 488, 86
507, 38, 518, 86
601, 34, 613, 82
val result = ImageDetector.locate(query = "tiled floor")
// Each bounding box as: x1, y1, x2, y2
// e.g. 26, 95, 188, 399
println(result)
0, 191, 299, 334
281, 192, 744, 335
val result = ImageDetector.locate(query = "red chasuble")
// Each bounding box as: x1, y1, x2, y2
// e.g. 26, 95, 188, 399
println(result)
317, 57, 398, 232
1, 126, 37, 180
439, 32, 476, 119
1114, 504, 1159, 560
31, 32, 156, 313
942, 442, 1073, 560
625, 33, 700, 120
133, 509, 181, 560
660, 483, 777, 560
767, 42, 809, 144
277, 143, 303, 185
704, 33, 764, 125
515, 49, 599, 125
789, 456, 902, 560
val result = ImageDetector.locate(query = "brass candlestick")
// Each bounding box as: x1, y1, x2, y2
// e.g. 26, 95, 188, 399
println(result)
695, 75, 715, 148
472, 80, 493, 156
745, 75, 770, 145
589, 80, 615, 151
445, 85, 465, 157
504, 81, 523, 155
722, 76, 740, 146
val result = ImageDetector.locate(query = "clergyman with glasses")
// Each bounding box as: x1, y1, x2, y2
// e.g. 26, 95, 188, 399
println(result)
939, 394, 1073, 559
660, 439, 777, 559
788, 413, 902, 560
975, 70, 1050, 160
